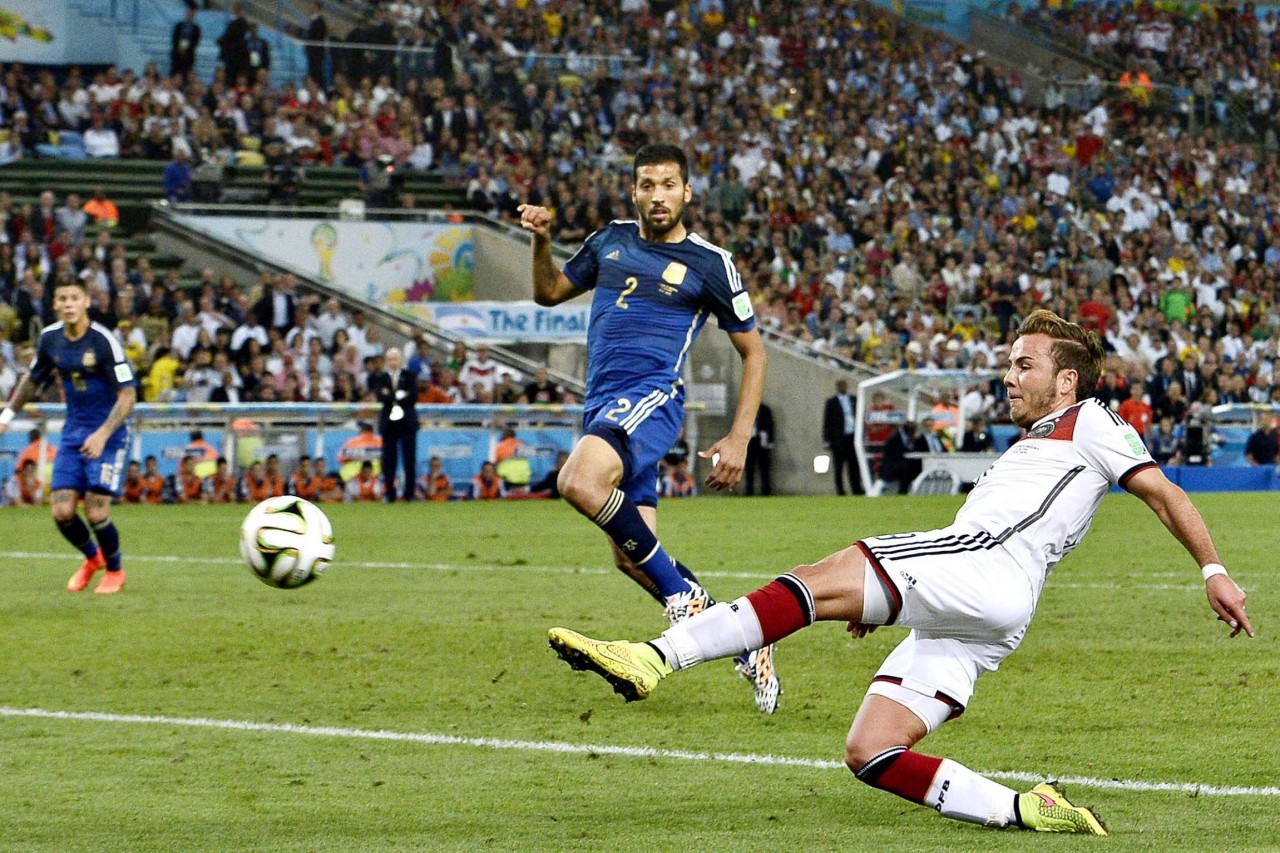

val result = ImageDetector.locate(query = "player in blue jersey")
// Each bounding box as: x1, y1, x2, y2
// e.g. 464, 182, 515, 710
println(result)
0, 276, 137, 594
518, 143, 780, 713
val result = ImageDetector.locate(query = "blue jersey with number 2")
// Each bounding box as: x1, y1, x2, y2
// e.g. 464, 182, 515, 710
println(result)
563, 220, 755, 414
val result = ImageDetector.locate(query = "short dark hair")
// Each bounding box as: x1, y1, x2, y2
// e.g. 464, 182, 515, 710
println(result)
633, 144, 688, 185
52, 276, 88, 294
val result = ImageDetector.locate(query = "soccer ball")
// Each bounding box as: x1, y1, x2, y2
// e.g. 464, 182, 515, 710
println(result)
239, 496, 335, 589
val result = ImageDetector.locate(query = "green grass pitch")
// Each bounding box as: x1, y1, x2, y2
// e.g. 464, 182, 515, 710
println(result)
1, 492, 1276, 851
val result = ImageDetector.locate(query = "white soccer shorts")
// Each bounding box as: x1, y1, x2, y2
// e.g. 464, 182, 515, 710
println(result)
857, 525, 1038, 711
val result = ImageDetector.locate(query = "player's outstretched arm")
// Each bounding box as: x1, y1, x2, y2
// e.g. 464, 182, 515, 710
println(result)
518, 203, 582, 307
1125, 466, 1254, 638
0, 375, 38, 436
700, 329, 766, 491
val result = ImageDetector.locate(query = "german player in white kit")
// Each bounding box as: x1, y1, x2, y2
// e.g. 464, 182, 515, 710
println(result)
548, 310, 1253, 835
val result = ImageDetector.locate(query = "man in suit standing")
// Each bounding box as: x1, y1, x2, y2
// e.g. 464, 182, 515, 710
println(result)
217, 1, 249, 85
877, 420, 916, 495
252, 274, 297, 335
370, 347, 419, 501
304, 0, 328, 86
171, 4, 201, 81
745, 401, 774, 496
822, 379, 862, 495
1179, 352, 1203, 406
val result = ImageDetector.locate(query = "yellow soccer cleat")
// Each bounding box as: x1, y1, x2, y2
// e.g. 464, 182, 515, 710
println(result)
548, 628, 672, 702
1017, 782, 1108, 835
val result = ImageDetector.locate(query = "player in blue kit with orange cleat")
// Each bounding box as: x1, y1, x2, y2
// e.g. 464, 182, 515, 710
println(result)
0, 276, 137, 593
518, 144, 780, 712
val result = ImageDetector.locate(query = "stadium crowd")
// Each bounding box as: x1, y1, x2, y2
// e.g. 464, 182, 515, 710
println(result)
3, 0, 1280, 484
1011, 0, 1280, 139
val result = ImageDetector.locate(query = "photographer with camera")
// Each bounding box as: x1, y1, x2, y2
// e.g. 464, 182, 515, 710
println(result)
359, 152, 401, 208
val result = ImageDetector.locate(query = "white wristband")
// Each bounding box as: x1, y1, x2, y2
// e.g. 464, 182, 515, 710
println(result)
1201, 563, 1228, 581
0, 408, 14, 426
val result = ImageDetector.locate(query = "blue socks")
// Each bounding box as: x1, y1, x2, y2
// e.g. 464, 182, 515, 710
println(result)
592, 489, 690, 598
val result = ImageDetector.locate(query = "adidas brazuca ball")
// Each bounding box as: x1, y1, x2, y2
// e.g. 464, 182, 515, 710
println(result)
240, 496, 336, 589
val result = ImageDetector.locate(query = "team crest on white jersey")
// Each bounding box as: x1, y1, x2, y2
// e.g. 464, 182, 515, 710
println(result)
1027, 420, 1055, 439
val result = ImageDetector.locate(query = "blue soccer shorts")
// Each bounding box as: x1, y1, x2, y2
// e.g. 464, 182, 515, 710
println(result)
51, 433, 130, 497
583, 388, 683, 508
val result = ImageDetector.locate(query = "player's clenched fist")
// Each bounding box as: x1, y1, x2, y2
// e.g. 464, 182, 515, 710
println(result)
517, 204, 552, 240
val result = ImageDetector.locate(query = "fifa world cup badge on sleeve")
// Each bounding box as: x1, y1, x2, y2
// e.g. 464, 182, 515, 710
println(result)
732, 292, 754, 321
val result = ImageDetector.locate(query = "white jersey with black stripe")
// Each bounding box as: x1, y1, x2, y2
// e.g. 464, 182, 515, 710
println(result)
954, 398, 1156, 585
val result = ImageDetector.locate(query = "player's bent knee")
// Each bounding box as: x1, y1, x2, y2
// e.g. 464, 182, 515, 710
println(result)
845, 733, 899, 775
50, 502, 77, 522
557, 466, 607, 512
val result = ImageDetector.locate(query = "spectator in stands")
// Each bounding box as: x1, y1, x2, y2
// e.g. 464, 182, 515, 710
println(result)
1118, 384, 1154, 444
244, 22, 271, 82
230, 310, 268, 357
1244, 418, 1279, 467
217, 1, 249, 86
171, 4, 201, 80
162, 148, 193, 204
253, 274, 297, 335
82, 114, 120, 159
459, 342, 499, 399
55, 194, 88, 247
304, 1, 328, 86
524, 366, 561, 404
81, 187, 119, 228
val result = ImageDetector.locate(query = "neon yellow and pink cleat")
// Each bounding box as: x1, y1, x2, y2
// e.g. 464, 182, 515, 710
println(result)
548, 627, 671, 702
1017, 782, 1108, 835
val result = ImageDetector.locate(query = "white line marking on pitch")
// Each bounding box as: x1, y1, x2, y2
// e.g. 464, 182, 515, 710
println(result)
1, 706, 1273, 798
0, 552, 1201, 591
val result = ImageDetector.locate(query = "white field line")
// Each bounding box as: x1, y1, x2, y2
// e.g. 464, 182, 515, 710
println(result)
0, 551, 1203, 591
1, 706, 1275, 798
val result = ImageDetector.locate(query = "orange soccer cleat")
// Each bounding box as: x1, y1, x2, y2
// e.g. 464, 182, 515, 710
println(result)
94, 569, 126, 595
67, 551, 106, 592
